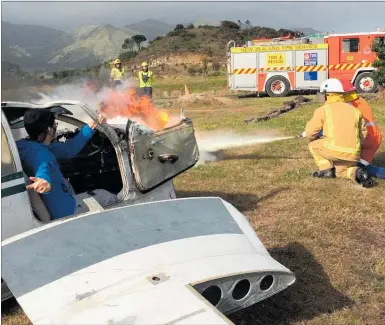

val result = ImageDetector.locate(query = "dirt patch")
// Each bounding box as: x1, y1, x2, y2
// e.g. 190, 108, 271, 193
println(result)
172, 93, 234, 107
351, 226, 385, 247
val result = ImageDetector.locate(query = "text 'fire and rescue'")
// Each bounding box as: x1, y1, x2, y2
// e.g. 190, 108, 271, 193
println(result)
267, 54, 285, 67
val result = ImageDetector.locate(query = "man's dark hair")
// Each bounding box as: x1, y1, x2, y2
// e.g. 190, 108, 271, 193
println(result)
24, 109, 55, 141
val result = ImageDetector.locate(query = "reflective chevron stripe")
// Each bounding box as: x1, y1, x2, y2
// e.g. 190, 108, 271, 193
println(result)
296, 62, 372, 72
233, 68, 257, 74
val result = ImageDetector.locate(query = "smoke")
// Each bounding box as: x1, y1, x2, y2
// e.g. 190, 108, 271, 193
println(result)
33, 80, 175, 130
33, 79, 134, 111
196, 131, 294, 165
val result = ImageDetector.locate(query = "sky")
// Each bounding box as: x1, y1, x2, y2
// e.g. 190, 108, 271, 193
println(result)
2, 1, 385, 33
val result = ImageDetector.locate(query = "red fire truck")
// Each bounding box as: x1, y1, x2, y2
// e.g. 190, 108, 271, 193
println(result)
226, 31, 385, 97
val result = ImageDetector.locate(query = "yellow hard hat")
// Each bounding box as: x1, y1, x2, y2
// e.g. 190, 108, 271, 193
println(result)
114, 59, 121, 64
141, 62, 148, 67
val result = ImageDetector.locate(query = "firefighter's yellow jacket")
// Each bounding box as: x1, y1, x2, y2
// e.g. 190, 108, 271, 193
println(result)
138, 70, 153, 88
305, 101, 367, 161
110, 67, 125, 81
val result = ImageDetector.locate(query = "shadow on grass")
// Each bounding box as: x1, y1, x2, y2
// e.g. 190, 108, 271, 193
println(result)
2, 297, 19, 314
176, 188, 287, 212
229, 242, 354, 325
1, 297, 31, 325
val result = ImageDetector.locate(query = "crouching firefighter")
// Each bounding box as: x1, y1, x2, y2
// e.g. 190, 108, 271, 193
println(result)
138, 62, 153, 98
343, 88, 384, 179
110, 59, 125, 87
304, 78, 374, 188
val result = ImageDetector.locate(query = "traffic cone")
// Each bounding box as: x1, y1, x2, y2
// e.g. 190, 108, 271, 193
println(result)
184, 84, 190, 96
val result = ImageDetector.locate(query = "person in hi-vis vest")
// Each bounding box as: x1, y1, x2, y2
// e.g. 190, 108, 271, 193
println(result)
138, 62, 153, 98
304, 78, 374, 188
110, 59, 125, 88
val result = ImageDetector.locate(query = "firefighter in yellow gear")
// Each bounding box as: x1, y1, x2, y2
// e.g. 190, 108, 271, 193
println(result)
304, 78, 374, 188
110, 59, 125, 87
138, 62, 153, 98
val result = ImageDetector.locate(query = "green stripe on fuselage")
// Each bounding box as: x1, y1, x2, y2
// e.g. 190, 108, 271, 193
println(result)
1, 172, 26, 197
1, 171, 24, 183
1, 184, 26, 198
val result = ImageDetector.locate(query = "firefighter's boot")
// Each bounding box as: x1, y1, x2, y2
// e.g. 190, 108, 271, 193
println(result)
312, 168, 336, 179
355, 167, 375, 188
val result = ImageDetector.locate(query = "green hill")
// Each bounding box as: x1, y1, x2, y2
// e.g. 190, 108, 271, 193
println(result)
120, 23, 304, 77
2, 22, 140, 70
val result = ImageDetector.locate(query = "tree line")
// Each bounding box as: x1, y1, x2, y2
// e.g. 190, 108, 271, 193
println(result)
117, 20, 305, 61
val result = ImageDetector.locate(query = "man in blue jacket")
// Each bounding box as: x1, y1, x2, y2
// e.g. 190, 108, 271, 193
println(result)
17, 108, 118, 220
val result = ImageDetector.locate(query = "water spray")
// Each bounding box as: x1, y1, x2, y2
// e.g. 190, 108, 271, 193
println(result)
196, 132, 297, 165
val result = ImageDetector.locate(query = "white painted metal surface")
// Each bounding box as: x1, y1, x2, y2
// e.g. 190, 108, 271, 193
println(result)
2, 197, 295, 325
229, 43, 329, 93
295, 49, 328, 88
1, 175, 37, 239
1, 111, 43, 240
232, 53, 257, 90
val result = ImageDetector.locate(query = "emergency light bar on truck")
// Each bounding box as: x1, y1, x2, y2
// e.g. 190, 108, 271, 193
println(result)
227, 31, 385, 97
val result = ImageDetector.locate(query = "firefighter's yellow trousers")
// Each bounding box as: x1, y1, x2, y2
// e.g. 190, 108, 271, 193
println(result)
309, 139, 358, 181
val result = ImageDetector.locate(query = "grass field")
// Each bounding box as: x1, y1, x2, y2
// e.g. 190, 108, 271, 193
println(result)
2, 77, 385, 325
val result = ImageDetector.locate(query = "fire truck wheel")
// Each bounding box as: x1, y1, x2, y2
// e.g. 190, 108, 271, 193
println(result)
265, 76, 290, 97
354, 72, 378, 93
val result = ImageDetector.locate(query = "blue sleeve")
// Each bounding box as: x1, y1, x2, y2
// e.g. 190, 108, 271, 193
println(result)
318, 130, 323, 138
49, 125, 95, 160
32, 151, 54, 190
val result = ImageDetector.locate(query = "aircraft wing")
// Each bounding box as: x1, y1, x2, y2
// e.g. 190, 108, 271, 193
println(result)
2, 197, 295, 324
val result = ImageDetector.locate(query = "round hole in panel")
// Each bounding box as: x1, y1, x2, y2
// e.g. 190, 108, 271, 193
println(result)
260, 275, 274, 291
232, 279, 251, 300
201, 285, 222, 306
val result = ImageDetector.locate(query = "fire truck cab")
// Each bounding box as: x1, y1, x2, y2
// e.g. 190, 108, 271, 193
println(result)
227, 31, 385, 97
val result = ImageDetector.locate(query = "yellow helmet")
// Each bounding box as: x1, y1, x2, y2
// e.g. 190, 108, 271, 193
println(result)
114, 59, 121, 64
141, 62, 148, 67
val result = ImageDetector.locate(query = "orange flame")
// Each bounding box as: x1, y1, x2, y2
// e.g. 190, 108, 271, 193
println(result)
100, 88, 170, 131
